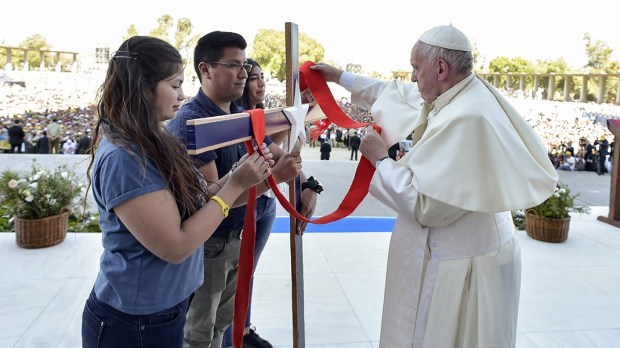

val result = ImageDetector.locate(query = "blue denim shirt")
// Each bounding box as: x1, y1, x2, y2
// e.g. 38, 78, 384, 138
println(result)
166, 88, 272, 231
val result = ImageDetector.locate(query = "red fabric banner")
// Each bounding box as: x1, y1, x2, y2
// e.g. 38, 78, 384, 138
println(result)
233, 63, 381, 347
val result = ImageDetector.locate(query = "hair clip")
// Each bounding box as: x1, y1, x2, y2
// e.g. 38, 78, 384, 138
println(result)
112, 51, 138, 60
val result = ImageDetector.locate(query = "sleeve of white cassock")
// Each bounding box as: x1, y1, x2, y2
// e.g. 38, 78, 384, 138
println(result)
348, 74, 391, 111
371, 160, 468, 227
369, 159, 419, 218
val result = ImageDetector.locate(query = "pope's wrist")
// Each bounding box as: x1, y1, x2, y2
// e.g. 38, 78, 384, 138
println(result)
375, 156, 389, 168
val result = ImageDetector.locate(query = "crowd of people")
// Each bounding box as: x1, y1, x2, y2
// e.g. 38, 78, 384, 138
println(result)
2, 68, 619, 161
0, 79, 97, 153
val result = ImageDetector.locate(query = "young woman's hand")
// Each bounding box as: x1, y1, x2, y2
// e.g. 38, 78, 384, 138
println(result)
236, 143, 274, 167
230, 152, 271, 190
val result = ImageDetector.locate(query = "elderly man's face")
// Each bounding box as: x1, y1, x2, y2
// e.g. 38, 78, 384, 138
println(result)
410, 43, 440, 104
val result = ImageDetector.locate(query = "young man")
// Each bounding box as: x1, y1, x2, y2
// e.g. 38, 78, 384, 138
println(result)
7, 119, 25, 153
166, 31, 317, 348
311, 25, 558, 347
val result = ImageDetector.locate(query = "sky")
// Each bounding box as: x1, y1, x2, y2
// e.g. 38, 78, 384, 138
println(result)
1, 0, 619, 76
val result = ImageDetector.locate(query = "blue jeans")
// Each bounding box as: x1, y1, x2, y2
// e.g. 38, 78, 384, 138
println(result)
222, 195, 276, 347
82, 289, 191, 348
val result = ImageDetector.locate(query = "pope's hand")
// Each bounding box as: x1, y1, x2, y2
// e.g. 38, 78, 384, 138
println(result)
360, 126, 389, 164
309, 63, 344, 84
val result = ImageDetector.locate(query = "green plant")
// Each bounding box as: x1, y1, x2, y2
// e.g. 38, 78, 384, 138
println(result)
0, 201, 101, 232
68, 210, 101, 232
512, 210, 526, 230
527, 183, 590, 219
0, 204, 11, 231
0, 159, 87, 220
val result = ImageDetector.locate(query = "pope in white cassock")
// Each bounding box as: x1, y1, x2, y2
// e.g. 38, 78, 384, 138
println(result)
311, 25, 558, 347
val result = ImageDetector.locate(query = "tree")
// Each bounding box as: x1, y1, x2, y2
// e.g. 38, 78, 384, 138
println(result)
149, 15, 174, 42
487, 56, 535, 90
369, 71, 386, 79
390, 70, 410, 81
174, 18, 200, 66
346, 63, 362, 74
0, 35, 80, 72
583, 32, 613, 72
534, 58, 572, 100
125, 15, 200, 69
582, 33, 620, 103
488, 56, 534, 74
123, 25, 139, 41
17, 34, 53, 70
472, 42, 484, 71
250, 29, 325, 81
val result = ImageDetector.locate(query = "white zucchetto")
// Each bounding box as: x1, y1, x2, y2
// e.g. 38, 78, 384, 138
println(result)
418, 25, 472, 52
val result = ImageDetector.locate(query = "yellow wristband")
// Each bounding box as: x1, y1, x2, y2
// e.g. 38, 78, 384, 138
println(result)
210, 195, 229, 218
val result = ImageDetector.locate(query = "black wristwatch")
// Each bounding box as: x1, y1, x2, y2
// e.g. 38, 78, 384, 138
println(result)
302, 176, 323, 194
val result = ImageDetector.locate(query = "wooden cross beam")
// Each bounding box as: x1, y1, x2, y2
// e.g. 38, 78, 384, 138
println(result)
185, 22, 317, 348
185, 104, 324, 154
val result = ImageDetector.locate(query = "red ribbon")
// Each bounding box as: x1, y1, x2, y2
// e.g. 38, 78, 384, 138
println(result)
233, 62, 379, 347
309, 118, 332, 143
232, 110, 265, 348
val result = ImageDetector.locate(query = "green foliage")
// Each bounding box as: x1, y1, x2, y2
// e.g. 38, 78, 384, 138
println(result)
124, 24, 139, 41
584, 32, 613, 72
19, 34, 52, 69
173, 18, 200, 67
251, 29, 325, 81
535, 58, 569, 74
527, 184, 590, 219
472, 42, 482, 71
0, 204, 101, 232
489, 56, 534, 74
0, 160, 87, 220
124, 14, 200, 72
0, 34, 55, 70
369, 71, 386, 79
512, 210, 526, 230
488, 56, 536, 90
68, 210, 101, 233
346, 63, 362, 74
149, 14, 174, 41
0, 204, 11, 231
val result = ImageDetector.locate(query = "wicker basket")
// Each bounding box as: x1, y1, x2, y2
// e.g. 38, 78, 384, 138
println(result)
525, 211, 571, 243
15, 212, 69, 249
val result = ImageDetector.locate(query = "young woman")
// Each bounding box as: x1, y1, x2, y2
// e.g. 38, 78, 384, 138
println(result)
81, 36, 272, 348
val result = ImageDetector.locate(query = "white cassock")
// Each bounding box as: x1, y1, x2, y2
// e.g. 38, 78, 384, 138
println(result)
340, 72, 558, 347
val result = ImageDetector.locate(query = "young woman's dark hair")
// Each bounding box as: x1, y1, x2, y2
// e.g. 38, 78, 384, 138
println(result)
87, 36, 207, 219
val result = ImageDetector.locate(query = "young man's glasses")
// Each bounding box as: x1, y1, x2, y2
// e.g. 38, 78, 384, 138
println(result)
208, 61, 253, 74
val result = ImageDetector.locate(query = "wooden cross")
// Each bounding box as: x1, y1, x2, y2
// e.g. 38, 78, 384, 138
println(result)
186, 22, 320, 348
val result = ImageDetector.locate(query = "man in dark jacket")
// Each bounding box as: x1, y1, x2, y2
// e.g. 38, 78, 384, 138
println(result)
76, 131, 92, 154
350, 131, 361, 160
595, 135, 610, 175
36, 131, 50, 154
8, 119, 25, 153
320, 139, 331, 160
